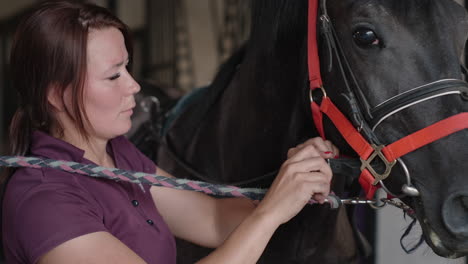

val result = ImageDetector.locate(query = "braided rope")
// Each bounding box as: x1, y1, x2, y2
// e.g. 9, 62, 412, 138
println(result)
0, 156, 321, 205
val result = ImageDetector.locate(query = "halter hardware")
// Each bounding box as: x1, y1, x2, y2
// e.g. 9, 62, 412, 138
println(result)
360, 144, 396, 185
309, 85, 327, 103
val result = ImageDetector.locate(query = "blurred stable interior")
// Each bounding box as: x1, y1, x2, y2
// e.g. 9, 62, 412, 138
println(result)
0, 0, 251, 154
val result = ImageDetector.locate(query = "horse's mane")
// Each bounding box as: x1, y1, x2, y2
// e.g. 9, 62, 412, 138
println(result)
248, 0, 307, 56
201, 0, 309, 108
169, 45, 246, 139
239, 0, 310, 101
176, 0, 313, 156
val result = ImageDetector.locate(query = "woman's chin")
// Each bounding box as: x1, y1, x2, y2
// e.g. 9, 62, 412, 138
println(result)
118, 124, 133, 137
96, 123, 132, 139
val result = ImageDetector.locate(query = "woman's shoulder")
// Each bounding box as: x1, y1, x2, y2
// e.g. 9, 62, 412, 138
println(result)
3, 167, 101, 216
6, 164, 87, 195
3, 165, 108, 228
2, 168, 107, 264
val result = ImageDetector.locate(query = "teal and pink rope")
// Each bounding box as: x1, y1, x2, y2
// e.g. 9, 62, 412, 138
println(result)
0, 156, 334, 206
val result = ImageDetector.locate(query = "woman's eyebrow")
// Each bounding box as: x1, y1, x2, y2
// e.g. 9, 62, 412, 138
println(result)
111, 57, 129, 68
105, 57, 129, 73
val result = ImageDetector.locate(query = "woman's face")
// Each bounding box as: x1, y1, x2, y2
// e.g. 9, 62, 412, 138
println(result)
82, 27, 140, 140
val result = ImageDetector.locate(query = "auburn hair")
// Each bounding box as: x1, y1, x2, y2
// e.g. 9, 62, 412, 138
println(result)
3, 0, 133, 182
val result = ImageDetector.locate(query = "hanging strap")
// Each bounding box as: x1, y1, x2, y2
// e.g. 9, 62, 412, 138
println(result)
308, 0, 326, 138
308, 0, 322, 89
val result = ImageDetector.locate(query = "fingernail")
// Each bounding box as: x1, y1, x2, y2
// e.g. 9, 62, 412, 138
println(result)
334, 155, 339, 159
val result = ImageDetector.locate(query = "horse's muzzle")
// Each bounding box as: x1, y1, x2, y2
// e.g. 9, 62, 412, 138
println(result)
442, 192, 468, 239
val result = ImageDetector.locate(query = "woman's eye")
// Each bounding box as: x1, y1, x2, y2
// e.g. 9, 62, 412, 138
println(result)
353, 28, 381, 48
109, 73, 121, 81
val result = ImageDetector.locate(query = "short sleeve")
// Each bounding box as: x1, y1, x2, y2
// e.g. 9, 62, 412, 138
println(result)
5, 182, 106, 264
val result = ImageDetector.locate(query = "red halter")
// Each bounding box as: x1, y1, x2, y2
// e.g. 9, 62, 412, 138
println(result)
307, 0, 468, 199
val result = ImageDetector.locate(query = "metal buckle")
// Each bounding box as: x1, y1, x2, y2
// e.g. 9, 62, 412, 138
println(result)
360, 144, 396, 185
309, 86, 327, 103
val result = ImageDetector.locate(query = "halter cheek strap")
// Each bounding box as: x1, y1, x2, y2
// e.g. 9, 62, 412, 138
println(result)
308, 0, 326, 138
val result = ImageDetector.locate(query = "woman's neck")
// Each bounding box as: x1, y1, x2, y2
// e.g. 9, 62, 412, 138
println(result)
57, 128, 115, 168
81, 138, 115, 168
50, 113, 116, 167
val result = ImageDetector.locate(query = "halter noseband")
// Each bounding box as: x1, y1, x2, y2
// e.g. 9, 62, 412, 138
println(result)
308, 0, 468, 199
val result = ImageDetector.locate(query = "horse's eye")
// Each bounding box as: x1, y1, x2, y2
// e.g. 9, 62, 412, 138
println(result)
353, 28, 380, 47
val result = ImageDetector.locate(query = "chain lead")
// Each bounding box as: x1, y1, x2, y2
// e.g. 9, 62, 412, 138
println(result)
325, 195, 415, 220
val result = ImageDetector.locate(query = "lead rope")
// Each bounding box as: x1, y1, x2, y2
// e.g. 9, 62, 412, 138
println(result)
0, 156, 416, 215
0, 156, 333, 207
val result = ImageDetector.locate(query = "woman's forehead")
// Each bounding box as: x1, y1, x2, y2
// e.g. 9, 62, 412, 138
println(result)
87, 27, 128, 73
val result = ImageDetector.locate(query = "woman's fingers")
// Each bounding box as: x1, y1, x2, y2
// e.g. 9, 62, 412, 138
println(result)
258, 168, 332, 224
324, 140, 339, 158
286, 144, 321, 163
287, 137, 338, 159
278, 161, 332, 204
294, 172, 331, 193
308, 138, 331, 154
312, 193, 327, 204
284, 159, 331, 181
258, 137, 337, 225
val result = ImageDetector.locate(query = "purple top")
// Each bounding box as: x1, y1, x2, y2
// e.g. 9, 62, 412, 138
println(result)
2, 131, 176, 264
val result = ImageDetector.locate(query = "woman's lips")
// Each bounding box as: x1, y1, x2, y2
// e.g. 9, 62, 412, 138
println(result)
121, 106, 135, 115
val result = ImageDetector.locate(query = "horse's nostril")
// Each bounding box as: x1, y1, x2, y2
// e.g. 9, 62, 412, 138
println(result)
461, 196, 468, 210
442, 194, 468, 239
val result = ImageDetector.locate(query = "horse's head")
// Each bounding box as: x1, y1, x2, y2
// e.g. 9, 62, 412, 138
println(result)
321, 0, 468, 258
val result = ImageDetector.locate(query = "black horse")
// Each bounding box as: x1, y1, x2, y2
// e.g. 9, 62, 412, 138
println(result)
152, 0, 468, 263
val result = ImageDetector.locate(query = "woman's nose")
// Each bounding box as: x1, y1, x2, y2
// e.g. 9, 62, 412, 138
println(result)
125, 75, 141, 95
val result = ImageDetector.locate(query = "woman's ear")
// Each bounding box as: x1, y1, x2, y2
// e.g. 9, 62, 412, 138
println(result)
47, 84, 64, 112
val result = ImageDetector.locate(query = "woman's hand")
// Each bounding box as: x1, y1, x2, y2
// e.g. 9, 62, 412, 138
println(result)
287, 137, 339, 159
196, 137, 339, 264
255, 138, 336, 226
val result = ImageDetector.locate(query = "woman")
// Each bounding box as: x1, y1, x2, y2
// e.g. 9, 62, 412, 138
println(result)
2, 1, 338, 263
